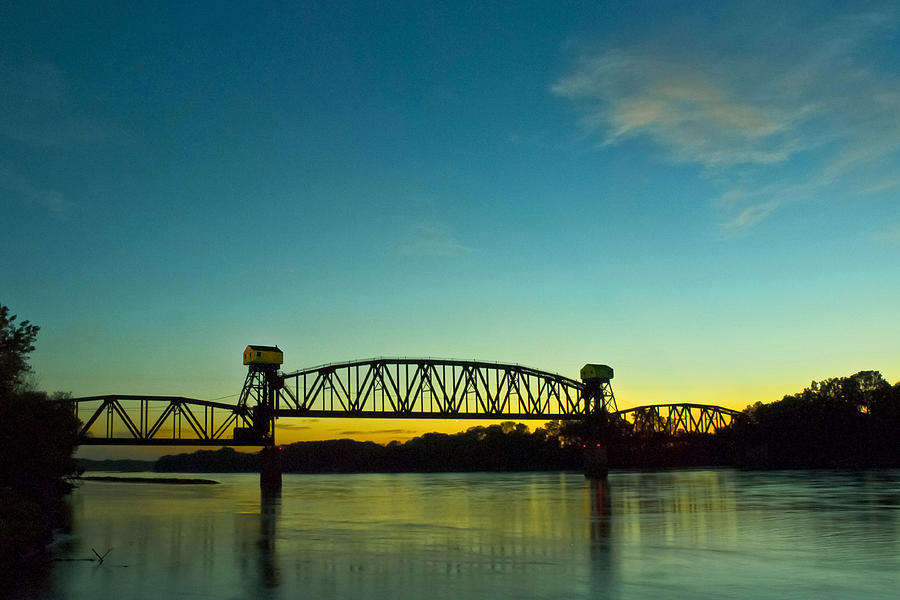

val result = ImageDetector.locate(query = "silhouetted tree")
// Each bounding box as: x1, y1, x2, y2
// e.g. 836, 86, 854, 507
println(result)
0, 390, 81, 496
630, 407, 667, 435
738, 370, 900, 467
0, 306, 40, 396
0, 304, 82, 566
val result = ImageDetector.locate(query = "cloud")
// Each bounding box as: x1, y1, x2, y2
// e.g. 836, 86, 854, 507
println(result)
713, 176, 833, 237
393, 222, 472, 257
720, 201, 780, 237
339, 429, 418, 436
552, 6, 900, 235
0, 164, 75, 217
864, 177, 900, 194
871, 223, 900, 244
0, 58, 119, 147
276, 423, 312, 431
553, 50, 809, 168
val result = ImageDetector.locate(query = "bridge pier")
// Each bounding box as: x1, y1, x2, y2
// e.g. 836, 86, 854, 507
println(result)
580, 364, 615, 478
260, 445, 282, 491
583, 443, 609, 478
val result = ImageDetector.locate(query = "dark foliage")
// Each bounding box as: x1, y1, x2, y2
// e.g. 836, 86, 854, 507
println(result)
0, 306, 40, 396
0, 390, 81, 496
0, 305, 81, 566
155, 422, 581, 473
735, 371, 900, 468
565, 371, 900, 470
156, 447, 258, 472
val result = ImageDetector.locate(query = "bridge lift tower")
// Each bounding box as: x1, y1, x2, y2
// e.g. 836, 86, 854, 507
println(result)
580, 363, 617, 414
240, 345, 284, 490
580, 363, 617, 477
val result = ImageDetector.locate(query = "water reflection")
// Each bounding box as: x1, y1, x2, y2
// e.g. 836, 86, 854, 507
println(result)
258, 488, 280, 591
233, 485, 281, 598
587, 477, 615, 599
29, 470, 900, 599
589, 476, 611, 540
267, 472, 597, 597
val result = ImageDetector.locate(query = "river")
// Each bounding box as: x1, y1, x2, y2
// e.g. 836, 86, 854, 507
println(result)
13, 469, 900, 599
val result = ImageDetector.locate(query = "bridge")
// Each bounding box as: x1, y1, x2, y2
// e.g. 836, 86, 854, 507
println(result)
70, 356, 741, 445
617, 404, 740, 436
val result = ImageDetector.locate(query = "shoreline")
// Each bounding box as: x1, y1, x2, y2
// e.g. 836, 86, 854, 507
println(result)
78, 475, 219, 485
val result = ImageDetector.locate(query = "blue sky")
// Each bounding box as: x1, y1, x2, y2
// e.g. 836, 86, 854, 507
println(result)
2, 1, 899, 446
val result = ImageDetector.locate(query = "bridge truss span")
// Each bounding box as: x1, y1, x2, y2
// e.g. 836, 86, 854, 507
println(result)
71, 395, 260, 445
615, 403, 742, 435
69, 358, 744, 445
278, 358, 590, 419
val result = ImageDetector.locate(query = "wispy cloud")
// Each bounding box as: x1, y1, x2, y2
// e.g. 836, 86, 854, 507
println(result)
720, 201, 780, 237
871, 223, 900, 244
339, 429, 418, 436
553, 51, 810, 167
393, 222, 472, 257
276, 423, 312, 431
864, 177, 900, 194
553, 6, 900, 235
0, 164, 75, 217
0, 58, 119, 147
713, 175, 834, 236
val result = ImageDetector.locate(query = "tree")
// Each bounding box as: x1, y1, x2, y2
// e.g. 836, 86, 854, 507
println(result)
0, 305, 40, 396
0, 304, 81, 565
1, 304, 82, 491
737, 370, 900, 468
0, 389, 81, 496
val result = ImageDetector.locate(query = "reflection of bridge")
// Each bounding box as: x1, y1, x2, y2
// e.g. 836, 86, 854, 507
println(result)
70, 357, 740, 445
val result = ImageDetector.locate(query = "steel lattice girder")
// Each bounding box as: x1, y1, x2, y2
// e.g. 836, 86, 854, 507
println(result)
616, 404, 742, 434
68, 359, 742, 444
71, 395, 257, 445
277, 358, 587, 419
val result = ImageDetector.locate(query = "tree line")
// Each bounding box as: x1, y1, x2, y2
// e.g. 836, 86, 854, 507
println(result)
734, 370, 900, 468
155, 422, 580, 473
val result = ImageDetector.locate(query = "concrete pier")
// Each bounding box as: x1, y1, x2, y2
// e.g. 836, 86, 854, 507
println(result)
259, 445, 282, 491
583, 443, 609, 478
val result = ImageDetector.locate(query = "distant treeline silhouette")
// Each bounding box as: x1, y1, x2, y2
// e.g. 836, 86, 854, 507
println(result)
155, 422, 579, 473
155, 370, 900, 473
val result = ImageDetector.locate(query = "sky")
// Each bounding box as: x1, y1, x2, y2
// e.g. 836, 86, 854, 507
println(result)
2, 1, 899, 455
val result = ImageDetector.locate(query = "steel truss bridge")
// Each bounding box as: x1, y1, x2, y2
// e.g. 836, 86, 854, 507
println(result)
616, 404, 740, 435
70, 357, 741, 445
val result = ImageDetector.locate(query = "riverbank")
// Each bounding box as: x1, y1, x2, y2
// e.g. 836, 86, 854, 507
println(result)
78, 476, 218, 485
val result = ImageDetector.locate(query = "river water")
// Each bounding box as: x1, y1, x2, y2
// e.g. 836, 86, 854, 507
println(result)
15, 469, 900, 599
